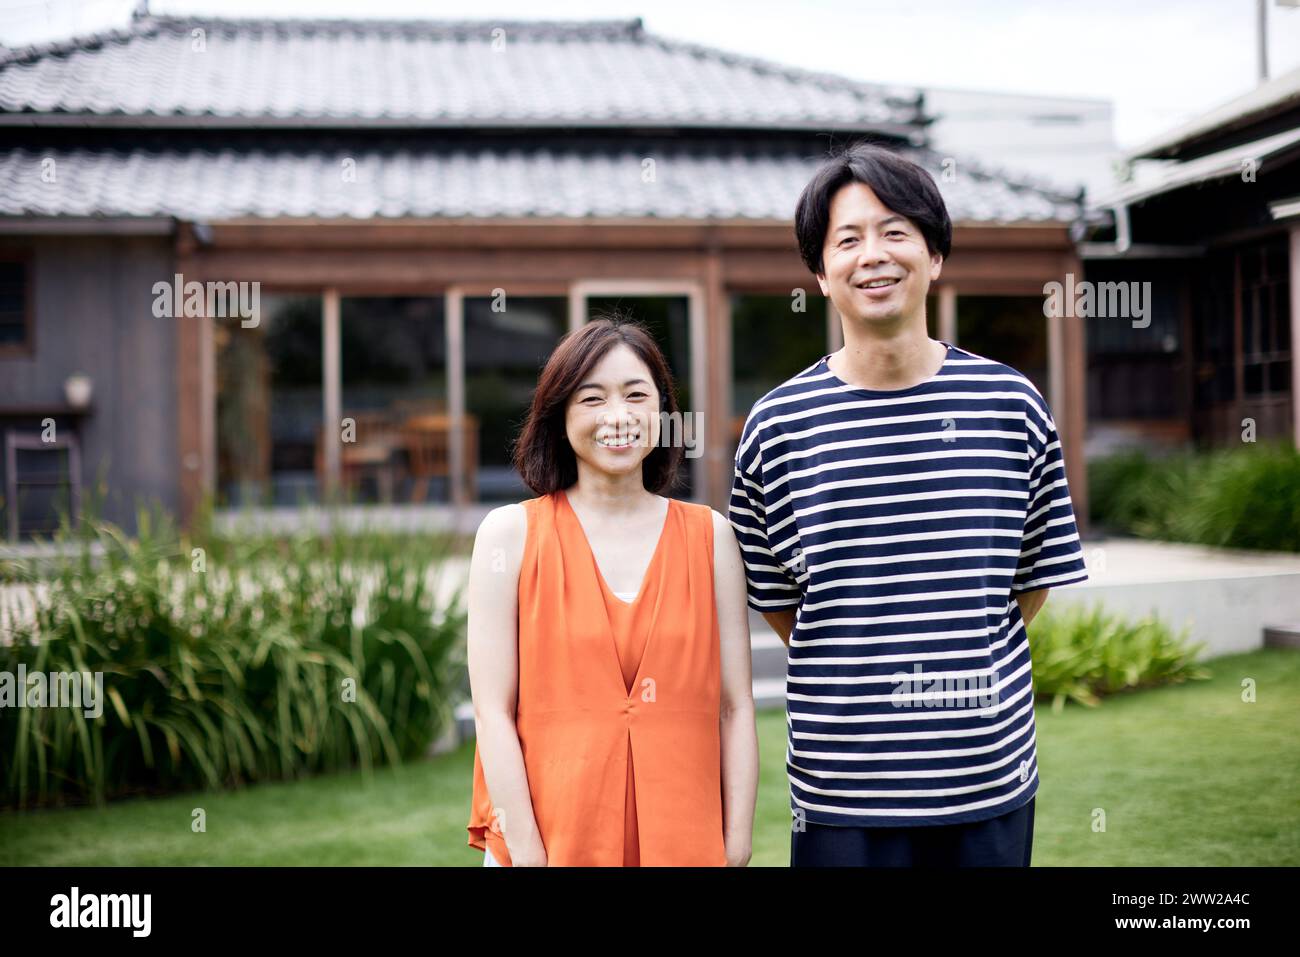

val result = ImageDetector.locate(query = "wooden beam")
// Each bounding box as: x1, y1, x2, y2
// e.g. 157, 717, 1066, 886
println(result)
182, 248, 712, 288
181, 227, 1078, 297
200, 218, 1076, 253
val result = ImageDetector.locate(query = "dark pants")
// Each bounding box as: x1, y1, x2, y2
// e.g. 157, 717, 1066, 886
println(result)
790, 798, 1035, 867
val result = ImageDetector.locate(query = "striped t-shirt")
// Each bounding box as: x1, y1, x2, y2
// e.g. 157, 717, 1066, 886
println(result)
728, 340, 1088, 828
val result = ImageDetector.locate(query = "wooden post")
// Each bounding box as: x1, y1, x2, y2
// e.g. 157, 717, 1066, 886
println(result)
704, 248, 730, 512
1233, 252, 1244, 443
938, 284, 957, 344
322, 288, 341, 502
176, 293, 203, 527
567, 283, 586, 333
446, 287, 467, 509
826, 298, 843, 352
1060, 256, 1089, 536
199, 310, 215, 501
688, 282, 708, 504
1291, 226, 1300, 448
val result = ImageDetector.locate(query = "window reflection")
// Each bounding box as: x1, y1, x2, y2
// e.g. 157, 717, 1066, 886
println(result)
465, 296, 567, 502
216, 294, 322, 506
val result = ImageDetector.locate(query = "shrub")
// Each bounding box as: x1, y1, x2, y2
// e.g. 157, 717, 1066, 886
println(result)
1027, 603, 1209, 710
1088, 442, 1300, 552
0, 509, 466, 809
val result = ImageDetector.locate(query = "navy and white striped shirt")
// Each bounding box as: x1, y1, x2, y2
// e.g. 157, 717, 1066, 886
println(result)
729, 341, 1088, 827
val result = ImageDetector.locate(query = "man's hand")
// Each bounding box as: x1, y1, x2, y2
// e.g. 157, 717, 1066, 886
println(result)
1015, 588, 1050, 628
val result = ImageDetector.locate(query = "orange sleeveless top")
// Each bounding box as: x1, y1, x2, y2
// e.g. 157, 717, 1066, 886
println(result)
466, 489, 726, 867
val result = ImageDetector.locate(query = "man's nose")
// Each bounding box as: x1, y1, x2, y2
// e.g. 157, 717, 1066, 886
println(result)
855, 234, 889, 266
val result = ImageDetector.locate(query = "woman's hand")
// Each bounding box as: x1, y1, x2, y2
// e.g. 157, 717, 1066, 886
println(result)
725, 839, 752, 867
507, 834, 549, 867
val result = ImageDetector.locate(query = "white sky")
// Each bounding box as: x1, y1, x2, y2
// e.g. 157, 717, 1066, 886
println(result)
3, 0, 1300, 148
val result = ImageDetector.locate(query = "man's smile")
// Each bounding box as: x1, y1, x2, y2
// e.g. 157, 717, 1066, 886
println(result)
855, 275, 903, 294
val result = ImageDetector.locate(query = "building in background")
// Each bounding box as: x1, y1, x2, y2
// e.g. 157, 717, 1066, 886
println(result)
0, 13, 1089, 538
1079, 63, 1300, 456
922, 85, 1119, 199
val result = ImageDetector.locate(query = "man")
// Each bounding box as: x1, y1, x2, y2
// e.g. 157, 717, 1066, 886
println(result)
728, 142, 1088, 867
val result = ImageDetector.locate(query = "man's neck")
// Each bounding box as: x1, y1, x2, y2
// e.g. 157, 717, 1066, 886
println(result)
829, 317, 945, 392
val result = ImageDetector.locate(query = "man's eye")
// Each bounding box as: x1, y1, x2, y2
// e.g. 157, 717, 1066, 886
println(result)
886, 230, 905, 238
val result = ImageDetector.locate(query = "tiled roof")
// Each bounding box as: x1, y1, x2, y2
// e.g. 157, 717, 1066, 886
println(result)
0, 15, 924, 134
0, 142, 1083, 223
0, 16, 1084, 225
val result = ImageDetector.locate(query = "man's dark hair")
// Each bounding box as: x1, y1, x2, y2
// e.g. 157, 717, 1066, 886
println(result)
512, 312, 683, 495
794, 142, 953, 276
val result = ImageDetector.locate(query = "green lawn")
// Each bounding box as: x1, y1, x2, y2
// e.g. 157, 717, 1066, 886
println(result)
3, 649, 1297, 866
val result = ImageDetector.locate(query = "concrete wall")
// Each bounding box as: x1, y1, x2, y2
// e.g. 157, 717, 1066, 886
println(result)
0, 235, 179, 532
1047, 538, 1300, 659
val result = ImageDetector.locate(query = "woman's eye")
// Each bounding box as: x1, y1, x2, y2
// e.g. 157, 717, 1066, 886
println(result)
627, 392, 647, 399
839, 237, 857, 247
581, 396, 602, 404
886, 230, 905, 238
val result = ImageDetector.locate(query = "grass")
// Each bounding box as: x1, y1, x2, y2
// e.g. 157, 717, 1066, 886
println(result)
3, 648, 1297, 866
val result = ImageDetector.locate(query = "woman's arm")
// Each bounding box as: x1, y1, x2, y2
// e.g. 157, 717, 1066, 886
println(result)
467, 504, 547, 866
713, 509, 759, 867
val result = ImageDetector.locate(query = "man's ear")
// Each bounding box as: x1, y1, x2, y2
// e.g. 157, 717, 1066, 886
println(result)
930, 253, 943, 283
815, 271, 829, 297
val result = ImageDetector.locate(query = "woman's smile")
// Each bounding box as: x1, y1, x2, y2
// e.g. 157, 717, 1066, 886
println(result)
595, 422, 643, 450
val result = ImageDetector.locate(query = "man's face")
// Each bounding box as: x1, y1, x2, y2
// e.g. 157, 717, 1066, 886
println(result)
816, 181, 943, 327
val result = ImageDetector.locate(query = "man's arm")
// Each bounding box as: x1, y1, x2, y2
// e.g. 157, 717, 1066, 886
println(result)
761, 609, 797, 646
1015, 588, 1050, 628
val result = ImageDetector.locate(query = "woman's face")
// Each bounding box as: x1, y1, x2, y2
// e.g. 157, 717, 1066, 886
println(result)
564, 343, 662, 480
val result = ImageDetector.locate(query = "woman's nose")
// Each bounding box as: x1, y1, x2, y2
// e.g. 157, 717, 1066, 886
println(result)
600, 407, 634, 427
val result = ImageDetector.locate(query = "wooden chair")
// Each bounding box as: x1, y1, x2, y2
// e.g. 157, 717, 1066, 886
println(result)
401, 414, 479, 503
313, 411, 402, 502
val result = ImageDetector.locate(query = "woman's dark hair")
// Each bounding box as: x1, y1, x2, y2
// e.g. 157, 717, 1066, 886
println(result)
512, 312, 683, 495
794, 141, 953, 276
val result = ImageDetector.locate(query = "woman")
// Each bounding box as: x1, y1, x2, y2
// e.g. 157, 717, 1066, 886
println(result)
465, 316, 758, 867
